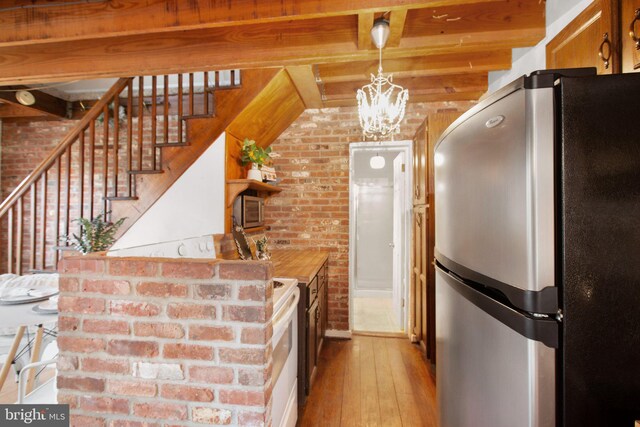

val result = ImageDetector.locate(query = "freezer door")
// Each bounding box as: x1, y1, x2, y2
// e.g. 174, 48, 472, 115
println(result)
435, 86, 555, 295
436, 268, 556, 427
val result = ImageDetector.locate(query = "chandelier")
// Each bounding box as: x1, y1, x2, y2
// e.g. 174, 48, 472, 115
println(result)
357, 17, 409, 140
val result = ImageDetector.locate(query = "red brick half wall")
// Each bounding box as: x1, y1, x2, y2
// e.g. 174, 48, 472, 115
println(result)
57, 255, 274, 427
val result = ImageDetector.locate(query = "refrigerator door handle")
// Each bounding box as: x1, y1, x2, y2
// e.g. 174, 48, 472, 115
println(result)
437, 265, 559, 349
436, 251, 559, 314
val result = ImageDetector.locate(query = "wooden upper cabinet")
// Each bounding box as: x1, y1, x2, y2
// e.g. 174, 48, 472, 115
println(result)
412, 121, 427, 205
622, 0, 640, 72
546, 0, 621, 74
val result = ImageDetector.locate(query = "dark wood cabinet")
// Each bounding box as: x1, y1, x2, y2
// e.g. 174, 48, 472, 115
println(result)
317, 271, 326, 352
547, 0, 640, 75
271, 250, 329, 404
306, 297, 318, 388
302, 260, 328, 395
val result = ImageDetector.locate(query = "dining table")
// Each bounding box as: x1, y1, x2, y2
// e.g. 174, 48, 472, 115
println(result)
0, 299, 57, 395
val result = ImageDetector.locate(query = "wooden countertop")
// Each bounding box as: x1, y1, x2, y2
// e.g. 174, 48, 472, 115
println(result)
270, 249, 329, 284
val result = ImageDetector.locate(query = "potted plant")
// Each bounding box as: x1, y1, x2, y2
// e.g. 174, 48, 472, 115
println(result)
240, 138, 271, 181
63, 212, 126, 254
253, 236, 270, 260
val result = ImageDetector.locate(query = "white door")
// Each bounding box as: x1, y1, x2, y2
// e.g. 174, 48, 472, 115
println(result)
392, 153, 405, 328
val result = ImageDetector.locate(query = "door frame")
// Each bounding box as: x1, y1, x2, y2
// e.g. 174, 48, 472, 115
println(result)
348, 140, 413, 333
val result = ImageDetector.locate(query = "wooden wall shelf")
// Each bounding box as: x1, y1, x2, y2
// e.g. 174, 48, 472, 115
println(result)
226, 179, 282, 207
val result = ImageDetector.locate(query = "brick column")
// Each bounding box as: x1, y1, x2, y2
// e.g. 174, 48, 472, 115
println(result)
57, 255, 274, 427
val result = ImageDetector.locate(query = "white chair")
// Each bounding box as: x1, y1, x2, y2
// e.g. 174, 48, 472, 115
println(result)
17, 358, 57, 404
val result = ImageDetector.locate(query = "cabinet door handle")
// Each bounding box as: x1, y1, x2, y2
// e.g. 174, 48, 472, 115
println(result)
630, 9, 640, 51
598, 32, 612, 69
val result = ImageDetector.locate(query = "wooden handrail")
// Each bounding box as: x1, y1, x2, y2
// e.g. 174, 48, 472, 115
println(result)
0, 78, 132, 218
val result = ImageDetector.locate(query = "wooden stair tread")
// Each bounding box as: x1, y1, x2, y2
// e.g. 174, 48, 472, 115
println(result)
105, 196, 139, 201
154, 142, 190, 148
128, 169, 164, 175
181, 114, 215, 120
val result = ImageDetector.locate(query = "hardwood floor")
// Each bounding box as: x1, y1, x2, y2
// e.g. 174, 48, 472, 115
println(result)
298, 335, 437, 427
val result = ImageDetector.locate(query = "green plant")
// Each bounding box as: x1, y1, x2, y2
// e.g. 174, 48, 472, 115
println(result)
240, 138, 271, 166
253, 236, 270, 260
64, 212, 126, 254
255, 236, 268, 252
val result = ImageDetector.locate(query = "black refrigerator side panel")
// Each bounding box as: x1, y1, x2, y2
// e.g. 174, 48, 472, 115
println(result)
559, 73, 640, 427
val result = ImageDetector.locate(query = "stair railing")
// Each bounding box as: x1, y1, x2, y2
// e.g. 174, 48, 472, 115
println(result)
0, 70, 241, 274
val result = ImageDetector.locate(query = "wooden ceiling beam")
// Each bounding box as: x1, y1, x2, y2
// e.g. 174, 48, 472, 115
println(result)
358, 13, 375, 50
0, 102, 47, 119
318, 50, 512, 82
323, 73, 487, 99
0, 0, 500, 47
323, 90, 484, 107
285, 65, 324, 109
0, 86, 68, 118
387, 9, 409, 47
401, 0, 544, 42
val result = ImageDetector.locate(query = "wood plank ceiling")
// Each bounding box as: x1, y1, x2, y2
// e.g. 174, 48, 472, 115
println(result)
0, 0, 546, 117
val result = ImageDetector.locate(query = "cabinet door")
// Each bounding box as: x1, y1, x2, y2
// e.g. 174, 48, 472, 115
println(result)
321, 263, 328, 338
412, 121, 427, 205
412, 206, 427, 350
315, 289, 323, 358
622, 0, 640, 72
307, 276, 318, 307
306, 299, 318, 392
546, 0, 620, 74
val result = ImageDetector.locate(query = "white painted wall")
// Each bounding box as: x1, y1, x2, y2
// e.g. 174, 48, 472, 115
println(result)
354, 185, 394, 292
488, 0, 594, 93
110, 132, 226, 251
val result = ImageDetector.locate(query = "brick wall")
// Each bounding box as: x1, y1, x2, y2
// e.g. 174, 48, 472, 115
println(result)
57, 254, 274, 427
265, 102, 475, 330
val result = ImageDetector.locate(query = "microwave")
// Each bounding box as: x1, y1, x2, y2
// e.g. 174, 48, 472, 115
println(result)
233, 195, 264, 228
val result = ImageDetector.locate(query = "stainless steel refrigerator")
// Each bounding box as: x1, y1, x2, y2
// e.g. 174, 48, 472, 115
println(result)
434, 68, 640, 427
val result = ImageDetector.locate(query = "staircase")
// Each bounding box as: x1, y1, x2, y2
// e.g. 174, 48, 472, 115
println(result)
0, 71, 241, 274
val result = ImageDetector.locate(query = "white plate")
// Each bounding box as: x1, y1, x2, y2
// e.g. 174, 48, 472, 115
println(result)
38, 298, 58, 311
32, 304, 58, 314
0, 289, 58, 305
